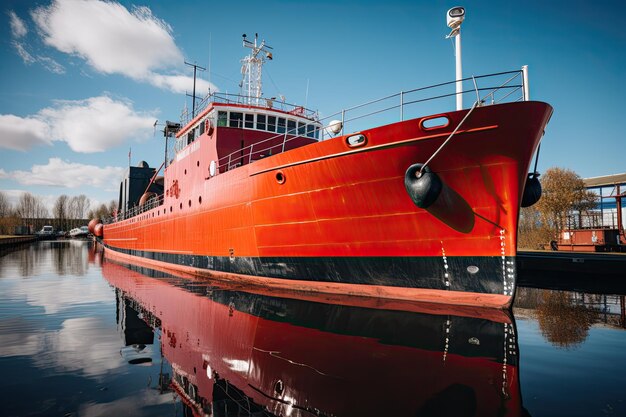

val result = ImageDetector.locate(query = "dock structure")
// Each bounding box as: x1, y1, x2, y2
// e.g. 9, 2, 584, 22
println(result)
517, 251, 626, 278
553, 173, 626, 252
0, 235, 36, 249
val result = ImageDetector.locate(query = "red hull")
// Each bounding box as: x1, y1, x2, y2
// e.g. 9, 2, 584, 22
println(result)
102, 101, 553, 307
102, 258, 523, 417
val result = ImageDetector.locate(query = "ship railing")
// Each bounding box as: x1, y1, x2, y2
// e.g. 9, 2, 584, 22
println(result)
215, 68, 528, 174
103, 194, 164, 224
180, 91, 319, 125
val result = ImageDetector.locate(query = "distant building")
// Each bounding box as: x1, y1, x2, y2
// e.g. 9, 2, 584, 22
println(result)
583, 173, 626, 229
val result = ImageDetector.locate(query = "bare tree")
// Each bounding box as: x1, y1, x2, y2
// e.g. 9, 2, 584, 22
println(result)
68, 196, 78, 220
53, 195, 70, 230
15, 192, 37, 220
0, 191, 16, 235
0, 191, 10, 218
74, 195, 90, 219
15, 192, 48, 231
89, 200, 118, 220
108, 199, 117, 215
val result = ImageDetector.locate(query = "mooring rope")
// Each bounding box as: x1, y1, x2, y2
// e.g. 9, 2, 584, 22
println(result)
418, 100, 480, 177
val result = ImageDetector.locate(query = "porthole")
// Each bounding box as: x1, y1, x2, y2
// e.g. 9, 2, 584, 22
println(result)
188, 199, 191, 207
180, 202, 183, 210
276, 171, 286, 184
420, 115, 450, 130
199, 196, 202, 204
170, 206, 172, 212
346, 134, 366, 148
197, 161, 200, 167
184, 169, 187, 175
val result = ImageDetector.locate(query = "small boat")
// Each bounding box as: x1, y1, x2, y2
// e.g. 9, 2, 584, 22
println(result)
35, 225, 56, 240
69, 226, 90, 238
92, 9, 553, 308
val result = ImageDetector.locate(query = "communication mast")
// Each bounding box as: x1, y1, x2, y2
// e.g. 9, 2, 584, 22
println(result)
240, 33, 273, 106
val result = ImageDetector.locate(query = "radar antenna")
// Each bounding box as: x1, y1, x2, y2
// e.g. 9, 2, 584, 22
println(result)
240, 33, 273, 106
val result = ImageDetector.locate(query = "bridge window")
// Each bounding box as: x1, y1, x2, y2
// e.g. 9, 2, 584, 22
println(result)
287, 119, 296, 135
306, 124, 315, 138
217, 111, 227, 127
257, 114, 266, 130
267, 116, 277, 132
229, 112, 243, 128
277, 117, 286, 133
298, 122, 305, 136
199, 119, 205, 135
245, 114, 254, 128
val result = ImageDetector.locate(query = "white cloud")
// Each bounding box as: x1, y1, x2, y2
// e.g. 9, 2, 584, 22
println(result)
0, 95, 155, 153
37, 55, 65, 74
40, 96, 155, 153
79, 390, 172, 417
8, 11, 27, 38
0, 114, 50, 150
32, 1, 180, 77
29, 0, 218, 93
46, 317, 125, 377
12, 41, 36, 64
8, 10, 65, 73
148, 73, 214, 95
0, 169, 8, 179
8, 158, 124, 191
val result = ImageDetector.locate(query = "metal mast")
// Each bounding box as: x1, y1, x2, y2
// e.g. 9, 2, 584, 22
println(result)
185, 61, 206, 118
446, 7, 465, 111
240, 33, 273, 106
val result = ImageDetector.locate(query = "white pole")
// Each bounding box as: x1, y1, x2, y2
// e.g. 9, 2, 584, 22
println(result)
522, 65, 530, 101
455, 30, 463, 110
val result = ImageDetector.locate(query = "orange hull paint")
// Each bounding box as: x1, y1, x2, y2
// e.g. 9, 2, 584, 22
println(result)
103, 101, 553, 305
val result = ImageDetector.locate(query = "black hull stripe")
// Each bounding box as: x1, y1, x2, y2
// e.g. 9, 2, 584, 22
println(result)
103, 243, 514, 295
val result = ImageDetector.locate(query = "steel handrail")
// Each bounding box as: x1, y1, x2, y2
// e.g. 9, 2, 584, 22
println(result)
111, 69, 527, 224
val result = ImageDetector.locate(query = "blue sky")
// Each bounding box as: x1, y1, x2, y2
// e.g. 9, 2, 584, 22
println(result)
0, 0, 624, 213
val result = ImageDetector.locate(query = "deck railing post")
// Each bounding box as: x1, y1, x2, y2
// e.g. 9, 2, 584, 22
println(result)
400, 91, 404, 121
341, 109, 345, 135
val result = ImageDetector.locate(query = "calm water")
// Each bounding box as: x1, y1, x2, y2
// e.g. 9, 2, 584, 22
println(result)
1, 241, 625, 417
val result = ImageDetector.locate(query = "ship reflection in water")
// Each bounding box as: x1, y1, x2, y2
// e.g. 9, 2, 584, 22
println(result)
2, 241, 626, 416
105, 258, 522, 417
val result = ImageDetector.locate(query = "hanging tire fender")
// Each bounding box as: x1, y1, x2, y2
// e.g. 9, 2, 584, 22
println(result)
521, 172, 542, 208
404, 163, 443, 209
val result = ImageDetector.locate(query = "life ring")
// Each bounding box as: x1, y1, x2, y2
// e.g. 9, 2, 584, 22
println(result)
205, 119, 214, 136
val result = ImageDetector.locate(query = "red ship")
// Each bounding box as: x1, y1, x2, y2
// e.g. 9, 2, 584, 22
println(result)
92, 22, 553, 309
102, 257, 523, 417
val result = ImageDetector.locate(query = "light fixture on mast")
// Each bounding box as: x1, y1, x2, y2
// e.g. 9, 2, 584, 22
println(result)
241, 33, 273, 106
446, 6, 465, 111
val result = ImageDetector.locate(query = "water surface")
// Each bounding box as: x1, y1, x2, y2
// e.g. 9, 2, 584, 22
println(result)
1, 241, 624, 416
